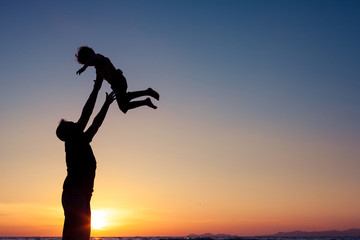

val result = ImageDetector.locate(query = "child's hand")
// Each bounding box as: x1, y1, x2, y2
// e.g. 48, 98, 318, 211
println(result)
76, 67, 85, 75
105, 91, 116, 105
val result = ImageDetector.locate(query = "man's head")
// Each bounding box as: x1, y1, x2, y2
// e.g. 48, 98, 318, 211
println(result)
56, 119, 76, 141
76, 46, 95, 64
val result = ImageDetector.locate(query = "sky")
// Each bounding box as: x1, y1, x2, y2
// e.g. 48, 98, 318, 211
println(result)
0, 0, 360, 237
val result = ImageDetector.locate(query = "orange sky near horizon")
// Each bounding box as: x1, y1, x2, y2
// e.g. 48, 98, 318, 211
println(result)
1, 116, 359, 236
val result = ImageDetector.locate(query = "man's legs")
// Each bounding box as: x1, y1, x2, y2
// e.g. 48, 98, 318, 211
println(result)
62, 190, 91, 240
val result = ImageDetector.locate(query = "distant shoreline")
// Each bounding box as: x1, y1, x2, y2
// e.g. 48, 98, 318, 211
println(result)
1, 229, 360, 239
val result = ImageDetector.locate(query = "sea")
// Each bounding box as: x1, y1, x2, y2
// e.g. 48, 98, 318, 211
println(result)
1, 237, 360, 240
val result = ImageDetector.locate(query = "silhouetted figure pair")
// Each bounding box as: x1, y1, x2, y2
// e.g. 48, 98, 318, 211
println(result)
56, 47, 160, 240
76, 46, 160, 113
57, 78, 115, 240
57, 47, 160, 240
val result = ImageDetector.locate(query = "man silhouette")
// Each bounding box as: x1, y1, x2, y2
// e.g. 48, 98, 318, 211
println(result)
56, 78, 115, 240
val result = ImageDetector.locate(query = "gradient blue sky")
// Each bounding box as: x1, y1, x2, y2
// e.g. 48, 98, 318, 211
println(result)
1, 0, 360, 236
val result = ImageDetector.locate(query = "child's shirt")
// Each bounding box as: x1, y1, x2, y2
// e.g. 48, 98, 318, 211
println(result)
89, 54, 117, 80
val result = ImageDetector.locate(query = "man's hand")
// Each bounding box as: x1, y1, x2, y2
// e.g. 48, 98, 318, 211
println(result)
105, 91, 116, 105
93, 77, 104, 91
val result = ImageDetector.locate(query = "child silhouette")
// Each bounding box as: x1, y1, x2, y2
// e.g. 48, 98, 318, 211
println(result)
76, 46, 159, 113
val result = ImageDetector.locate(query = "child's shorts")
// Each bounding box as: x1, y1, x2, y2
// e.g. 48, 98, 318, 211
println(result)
110, 69, 129, 113
109, 69, 128, 92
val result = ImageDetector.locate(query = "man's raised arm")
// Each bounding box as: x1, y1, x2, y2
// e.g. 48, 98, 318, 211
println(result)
77, 78, 104, 131
85, 91, 116, 140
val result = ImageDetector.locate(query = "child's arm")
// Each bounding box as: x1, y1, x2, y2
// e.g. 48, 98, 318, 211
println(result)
76, 57, 94, 75
85, 91, 116, 139
76, 54, 104, 75
76, 66, 88, 75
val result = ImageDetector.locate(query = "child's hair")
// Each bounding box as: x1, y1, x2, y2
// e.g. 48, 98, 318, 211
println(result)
76, 46, 95, 64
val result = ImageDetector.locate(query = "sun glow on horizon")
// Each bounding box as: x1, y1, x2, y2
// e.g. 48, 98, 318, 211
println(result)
92, 210, 107, 230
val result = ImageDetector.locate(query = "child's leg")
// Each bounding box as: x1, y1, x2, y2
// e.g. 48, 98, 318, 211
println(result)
127, 88, 159, 101
128, 98, 157, 110
114, 92, 157, 113
111, 79, 159, 113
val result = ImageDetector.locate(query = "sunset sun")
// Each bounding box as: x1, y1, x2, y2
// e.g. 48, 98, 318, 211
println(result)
91, 210, 107, 230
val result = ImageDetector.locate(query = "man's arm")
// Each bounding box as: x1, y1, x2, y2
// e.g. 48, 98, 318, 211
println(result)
85, 91, 116, 139
77, 78, 104, 131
